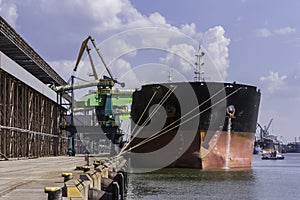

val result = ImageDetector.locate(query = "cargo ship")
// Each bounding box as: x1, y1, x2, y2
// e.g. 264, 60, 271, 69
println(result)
128, 81, 261, 170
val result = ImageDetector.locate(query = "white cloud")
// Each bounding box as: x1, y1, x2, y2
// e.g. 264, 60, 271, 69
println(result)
36, 0, 174, 33
201, 26, 231, 80
110, 58, 140, 88
161, 43, 195, 73
273, 27, 296, 35
160, 26, 231, 82
0, 0, 18, 28
37, 0, 128, 32
95, 23, 230, 82
48, 60, 77, 81
259, 71, 287, 93
149, 12, 167, 26
0, 0, 231, 84
180, 23, 197, 37
256, 28, 272, 37
256, 27, 296, 38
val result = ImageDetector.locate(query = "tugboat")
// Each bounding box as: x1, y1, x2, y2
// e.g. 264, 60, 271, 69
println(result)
261, 151, 285, 160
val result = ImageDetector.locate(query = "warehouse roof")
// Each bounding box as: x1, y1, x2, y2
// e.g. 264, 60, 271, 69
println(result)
0, 16, 66, 86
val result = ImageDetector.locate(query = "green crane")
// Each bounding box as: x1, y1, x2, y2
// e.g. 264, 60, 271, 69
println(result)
54, 36, 125, 156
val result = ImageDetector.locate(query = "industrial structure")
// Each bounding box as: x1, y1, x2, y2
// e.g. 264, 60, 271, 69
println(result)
0, 16, 68, 160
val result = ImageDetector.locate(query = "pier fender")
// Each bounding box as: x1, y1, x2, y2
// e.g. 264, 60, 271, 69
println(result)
88, 188, 113, 200
108, 171, 125, 199
112, 182, 120, 200
119, 168, 128, 189
101, 176, 124, 200
116, 172, 125, 200
108, 171, 118, 179
101, 177, 114, 192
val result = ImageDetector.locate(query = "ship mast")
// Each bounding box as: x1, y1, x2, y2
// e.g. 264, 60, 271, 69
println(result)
194, 45, 205, 82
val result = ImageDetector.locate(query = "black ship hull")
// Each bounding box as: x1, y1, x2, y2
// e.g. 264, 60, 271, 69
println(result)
129, 82, 261, 169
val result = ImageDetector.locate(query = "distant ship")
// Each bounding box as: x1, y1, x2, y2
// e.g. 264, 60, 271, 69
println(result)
255, 119, 286, 154
129, 81, 261, 169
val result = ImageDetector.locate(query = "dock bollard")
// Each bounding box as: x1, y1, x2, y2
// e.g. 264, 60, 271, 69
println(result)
62, 172, 73, 182
44, 187, 62, 200
93, 160, 100, 168
82, 165, 91, 173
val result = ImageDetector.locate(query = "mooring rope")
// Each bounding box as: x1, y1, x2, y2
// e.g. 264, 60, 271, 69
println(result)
130, 89, 158, 136
117, 85, 227, 156
119, 85, 177, 155
132, 85, 177, 137
119, 89, 158, 155
116, 87, 243, 157
152, 85, 227, 139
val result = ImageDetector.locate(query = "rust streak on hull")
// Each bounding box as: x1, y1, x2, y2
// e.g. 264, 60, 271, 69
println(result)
200, 131, 255, 169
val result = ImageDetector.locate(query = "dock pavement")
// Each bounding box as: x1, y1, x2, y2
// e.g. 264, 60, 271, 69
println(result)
0, 154, 108, 200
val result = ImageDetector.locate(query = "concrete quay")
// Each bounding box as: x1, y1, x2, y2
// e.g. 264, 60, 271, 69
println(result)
0, 155, 103, 200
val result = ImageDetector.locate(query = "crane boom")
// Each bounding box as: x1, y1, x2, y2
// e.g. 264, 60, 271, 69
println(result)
72, 35, 124, 87
89, 37, 114, 80
55, 80, 99, 92
73, 36, 91, 72
86, 44, 99, 80
265, 118, 273, 133
89, 36, 125, 87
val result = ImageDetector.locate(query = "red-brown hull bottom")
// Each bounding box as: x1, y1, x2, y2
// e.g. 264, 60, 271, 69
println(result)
130, 130, 255, 170
200, 131, 254, 169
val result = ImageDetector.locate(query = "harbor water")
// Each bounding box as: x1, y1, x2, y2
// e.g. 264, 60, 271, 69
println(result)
127, 153, 300, 200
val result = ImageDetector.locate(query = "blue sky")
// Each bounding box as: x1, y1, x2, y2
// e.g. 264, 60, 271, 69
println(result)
1, 0, 300, 142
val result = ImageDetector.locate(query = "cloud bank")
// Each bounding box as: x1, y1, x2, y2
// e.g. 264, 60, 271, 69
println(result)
256, 26, 296, 38
259, 71, 287, 94
0, 0, 231, 87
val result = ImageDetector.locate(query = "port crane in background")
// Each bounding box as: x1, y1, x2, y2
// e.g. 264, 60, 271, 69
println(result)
54, 36, 125, 156
255, 118, 285, 153
257, 118, 273, 141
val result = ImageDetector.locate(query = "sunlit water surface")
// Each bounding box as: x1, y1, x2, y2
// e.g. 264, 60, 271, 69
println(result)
126, 154, 300, 200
